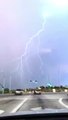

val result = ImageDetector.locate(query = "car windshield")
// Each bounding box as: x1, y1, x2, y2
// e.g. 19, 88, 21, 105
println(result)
0, 0, 68, 116
16, 89, 22, 91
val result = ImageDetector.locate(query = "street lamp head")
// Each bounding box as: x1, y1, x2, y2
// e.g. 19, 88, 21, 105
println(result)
30, 80, 32, 82
35, 80, 38, 83
30, 80, 38, 83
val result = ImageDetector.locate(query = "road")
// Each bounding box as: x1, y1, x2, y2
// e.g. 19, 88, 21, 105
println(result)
0, 93, 68, 115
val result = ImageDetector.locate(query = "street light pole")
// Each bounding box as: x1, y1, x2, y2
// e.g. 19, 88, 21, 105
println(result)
0, 83, 4, 94
2, 87, 4, 94
0, 71, 5, 94
9, 76, 11, 94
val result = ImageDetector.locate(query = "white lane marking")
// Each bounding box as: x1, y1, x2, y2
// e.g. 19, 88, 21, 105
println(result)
59, 98, 68, 108
31, 107, 42, 111
0, 98, 26, 101
11, 98, 28, 113
0, 110, 4, 114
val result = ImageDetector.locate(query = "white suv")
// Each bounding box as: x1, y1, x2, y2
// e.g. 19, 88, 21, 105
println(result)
15, 89, 23, 95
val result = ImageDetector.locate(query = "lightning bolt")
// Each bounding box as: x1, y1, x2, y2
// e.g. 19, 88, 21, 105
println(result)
9, 16, 48, 87
37, 35, 44, 75
19, 19, 46, 82
21, 20, 46, 57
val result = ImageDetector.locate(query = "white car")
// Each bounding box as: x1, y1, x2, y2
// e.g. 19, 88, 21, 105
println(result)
15, 89, 23, 95
34, 90, 41, 95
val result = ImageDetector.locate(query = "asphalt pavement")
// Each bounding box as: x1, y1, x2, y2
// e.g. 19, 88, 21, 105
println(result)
0, 93, 68, 115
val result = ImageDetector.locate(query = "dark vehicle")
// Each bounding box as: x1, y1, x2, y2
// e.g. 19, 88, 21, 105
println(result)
15, 89, 23, 95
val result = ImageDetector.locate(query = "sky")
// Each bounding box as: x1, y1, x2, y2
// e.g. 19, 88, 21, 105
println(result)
0, 0, 68, 89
